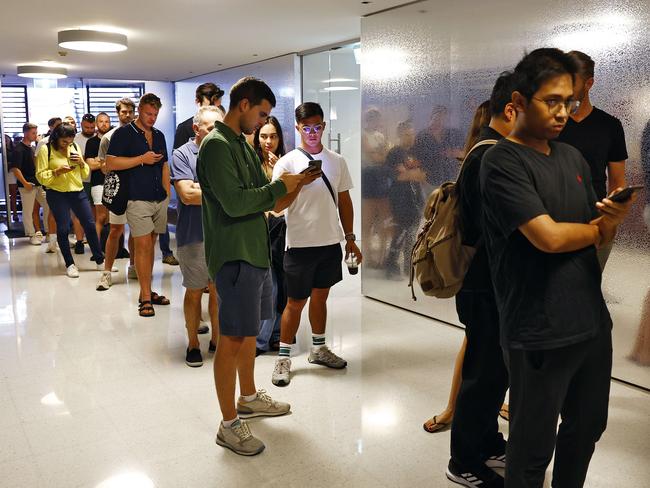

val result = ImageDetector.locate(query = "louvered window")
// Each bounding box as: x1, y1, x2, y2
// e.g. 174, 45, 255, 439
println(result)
87, 85, 144, 127
1, 85, 28, 138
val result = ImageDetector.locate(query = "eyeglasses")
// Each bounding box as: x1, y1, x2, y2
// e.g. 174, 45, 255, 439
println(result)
300, 124, 323, 134
532, 97, 580, 115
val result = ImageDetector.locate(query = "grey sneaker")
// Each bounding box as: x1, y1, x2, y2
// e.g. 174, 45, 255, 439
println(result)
237, 389, 290, 419
215, 419, 265, 456
96, 271, 112, 291
29, 231, 43, 246
271, 358, 291, 387
308, 345, 347, 369
127, 265, 138, 279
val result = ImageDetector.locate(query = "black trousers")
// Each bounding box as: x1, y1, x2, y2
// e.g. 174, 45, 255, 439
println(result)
451, 290, 509, 471
505, 328, 612, 488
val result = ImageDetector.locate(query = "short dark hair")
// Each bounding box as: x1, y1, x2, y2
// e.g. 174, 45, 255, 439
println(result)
295, 102, 324, 123
23, 122, 37, 132
567, 50, 595, 79
49, 123, 77, 150
512, 48, 578, 100
196, 83, 224, 104
96, 111, 110, 120
47, 117, 62, 128
139, 93, 162, 109
229, 77, 276, 110
489, 71, 515, 117
115, 98, 136, 112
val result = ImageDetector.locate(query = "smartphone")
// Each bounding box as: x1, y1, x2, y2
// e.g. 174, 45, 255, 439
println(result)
608, 185, 644, 203
300, 160, 322, 174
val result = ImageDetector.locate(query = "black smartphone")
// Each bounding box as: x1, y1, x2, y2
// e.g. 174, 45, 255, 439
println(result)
300, 159, 322, 174
608, 185, 644, 203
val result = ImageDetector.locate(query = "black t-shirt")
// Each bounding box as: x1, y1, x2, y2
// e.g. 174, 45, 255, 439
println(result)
456, 126, 501, 292
174, 117, 194, 150
480, 139, 611, 351
84, 135, 104, 186
107, 122, 168, 202
9, 141, 37, 187
557, 107, 628, 200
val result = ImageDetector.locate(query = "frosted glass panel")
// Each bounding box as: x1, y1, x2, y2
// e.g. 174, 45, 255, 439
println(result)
361, 0, 650, 389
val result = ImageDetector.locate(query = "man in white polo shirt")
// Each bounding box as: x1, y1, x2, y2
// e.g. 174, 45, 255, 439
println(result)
271, 102, 362, 387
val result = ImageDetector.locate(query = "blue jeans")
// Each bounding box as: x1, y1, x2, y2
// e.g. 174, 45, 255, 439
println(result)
256, 269, 281, 351
46, 189, 104, 268
159, 226, 173, 257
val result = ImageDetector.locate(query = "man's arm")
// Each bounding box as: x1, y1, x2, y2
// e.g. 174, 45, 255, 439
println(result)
162, 161, 171, 197
10, 167, 32, 189
86, 157, 102, 171
106, 152, 161, 171
519, 214, 600, 253
174, 180, 202, 205
338, 190, 363, 262
607, 161, 626, 195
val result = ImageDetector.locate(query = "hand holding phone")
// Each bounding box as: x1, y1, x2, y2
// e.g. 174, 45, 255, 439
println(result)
607, 185, 644, 203
300, 159, 322, 174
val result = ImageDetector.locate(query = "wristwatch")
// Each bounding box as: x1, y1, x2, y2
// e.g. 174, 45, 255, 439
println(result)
345, 233, 356, 242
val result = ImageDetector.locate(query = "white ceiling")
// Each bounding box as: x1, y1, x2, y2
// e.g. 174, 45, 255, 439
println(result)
0, 0, 406, 82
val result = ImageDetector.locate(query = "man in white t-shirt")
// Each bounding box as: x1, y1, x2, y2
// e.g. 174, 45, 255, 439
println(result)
271, 102, 362, 387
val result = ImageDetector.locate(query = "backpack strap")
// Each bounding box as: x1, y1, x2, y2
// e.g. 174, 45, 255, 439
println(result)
455, 139, 499, 183
297, 147, 337, 206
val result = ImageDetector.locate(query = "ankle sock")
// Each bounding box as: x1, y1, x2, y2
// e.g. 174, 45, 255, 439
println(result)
222, 417, 239, 428
278, 342, 292, 358
240, 392, 257, 403
312, 333, 326, 350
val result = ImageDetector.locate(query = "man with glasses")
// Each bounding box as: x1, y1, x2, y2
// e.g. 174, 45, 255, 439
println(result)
481, 48, 635, 487
558, 50, 628, 270
270, 102, 362, 387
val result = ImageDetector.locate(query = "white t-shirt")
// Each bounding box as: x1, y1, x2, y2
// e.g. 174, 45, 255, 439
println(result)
273, 147, 354, 249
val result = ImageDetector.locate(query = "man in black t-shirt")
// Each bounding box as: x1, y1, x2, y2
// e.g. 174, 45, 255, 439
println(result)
481, 49, 635, 488
9, 123, 49, 244
557, 51, 628, 269
84, 112, 112, 241
445, 73, 516, 488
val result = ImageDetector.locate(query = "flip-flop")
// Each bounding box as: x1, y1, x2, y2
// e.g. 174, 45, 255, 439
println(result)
423, 415, 451, 433
499, 405, 510, 422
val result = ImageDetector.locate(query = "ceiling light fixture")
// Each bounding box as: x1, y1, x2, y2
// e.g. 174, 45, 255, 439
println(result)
58, 29, 128, 52
17, 64, 68, 79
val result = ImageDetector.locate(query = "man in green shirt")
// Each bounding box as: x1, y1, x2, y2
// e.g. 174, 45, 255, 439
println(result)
197, 77, 308, 456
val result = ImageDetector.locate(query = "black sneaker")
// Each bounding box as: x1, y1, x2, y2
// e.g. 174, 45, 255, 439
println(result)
209, 341, 216, 353
485, 453, 506, 469
198, 324, 209, 335
74, 241, 85, 255
185, 348, 203, 367
446, 459, 504, 488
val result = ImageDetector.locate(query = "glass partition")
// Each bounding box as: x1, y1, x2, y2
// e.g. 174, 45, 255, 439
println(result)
361, 0, 650, 389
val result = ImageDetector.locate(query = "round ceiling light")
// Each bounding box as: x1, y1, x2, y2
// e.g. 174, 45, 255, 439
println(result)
58, 29, 128, 52
17, 65, 68, 79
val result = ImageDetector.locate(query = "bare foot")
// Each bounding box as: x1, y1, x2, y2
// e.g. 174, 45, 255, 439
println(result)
499, 403, 509, 421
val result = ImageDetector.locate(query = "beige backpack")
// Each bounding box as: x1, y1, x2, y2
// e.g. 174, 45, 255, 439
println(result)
408, 139, 498, 300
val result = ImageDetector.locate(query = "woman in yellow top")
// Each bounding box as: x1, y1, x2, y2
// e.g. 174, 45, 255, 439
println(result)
36, 123, 105, 278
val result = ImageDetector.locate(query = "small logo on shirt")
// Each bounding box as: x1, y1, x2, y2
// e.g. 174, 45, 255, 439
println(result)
576, 174, 583, 184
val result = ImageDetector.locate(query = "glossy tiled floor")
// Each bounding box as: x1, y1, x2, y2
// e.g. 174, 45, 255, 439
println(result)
0, 233, 649, 488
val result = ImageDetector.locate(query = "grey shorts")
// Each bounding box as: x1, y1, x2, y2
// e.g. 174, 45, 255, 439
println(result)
109, 211, 127, 225
177, 242, 210, 289
215, 261, 273, 337
126, 198, 168, 237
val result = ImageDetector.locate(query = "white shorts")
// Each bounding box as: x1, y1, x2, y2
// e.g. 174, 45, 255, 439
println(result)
7, 172, 17, 184
109, 211, 128, 225
91, 185, 104, 206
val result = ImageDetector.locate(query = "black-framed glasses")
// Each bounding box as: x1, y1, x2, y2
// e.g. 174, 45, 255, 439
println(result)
300, 124, 323, 134
532, 97, 580, 115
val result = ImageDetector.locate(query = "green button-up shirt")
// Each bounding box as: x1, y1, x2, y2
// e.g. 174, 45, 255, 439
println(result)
197, 121, 287, 277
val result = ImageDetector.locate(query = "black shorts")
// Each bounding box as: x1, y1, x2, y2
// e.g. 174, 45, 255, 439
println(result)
283, 244, 343, 300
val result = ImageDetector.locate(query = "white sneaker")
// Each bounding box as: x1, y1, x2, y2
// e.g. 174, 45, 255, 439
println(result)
46, 237, 58, 253
96, 262, 117, 272
271, 358, 291, 387
96, 271, 112, 291
127, 265, 138, 279
66, 264, 80, 278
29, 231, 43, 245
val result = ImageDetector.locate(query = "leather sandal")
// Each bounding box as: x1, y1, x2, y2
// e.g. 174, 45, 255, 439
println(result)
151, 292, 170, 306
138, 300, 155, 317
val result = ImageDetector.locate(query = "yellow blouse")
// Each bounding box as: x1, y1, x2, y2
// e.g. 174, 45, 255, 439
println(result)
36, 142, 89, 192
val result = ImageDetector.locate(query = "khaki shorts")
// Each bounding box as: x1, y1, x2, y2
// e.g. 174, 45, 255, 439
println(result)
177, 242, 210, 289
109, 211, 128, 225
126, 198, 168, 237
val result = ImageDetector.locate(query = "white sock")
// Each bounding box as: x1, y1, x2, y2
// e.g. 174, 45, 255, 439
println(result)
312, 333, 326, 351
222, 417, 239, 428
240, 392, 257, 403
278, 342, 292, 358
49, 234, 57, 243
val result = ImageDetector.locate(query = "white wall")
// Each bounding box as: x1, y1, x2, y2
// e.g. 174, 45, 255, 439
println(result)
144, 81, 175, 158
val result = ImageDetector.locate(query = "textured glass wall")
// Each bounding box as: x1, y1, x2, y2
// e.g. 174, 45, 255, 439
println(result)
361, 0, 650, 389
